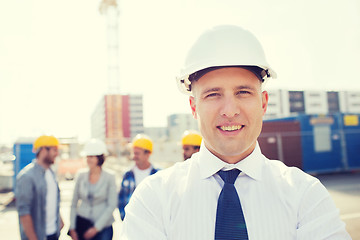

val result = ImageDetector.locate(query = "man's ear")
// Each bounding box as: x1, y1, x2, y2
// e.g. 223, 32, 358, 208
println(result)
189, 96, 197, 119
261, 90, 269, 116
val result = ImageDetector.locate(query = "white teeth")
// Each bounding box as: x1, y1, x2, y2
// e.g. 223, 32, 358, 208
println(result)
220, 125, 242, 131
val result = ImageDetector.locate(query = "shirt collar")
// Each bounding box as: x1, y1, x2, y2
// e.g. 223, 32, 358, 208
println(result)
197, 141, 264, 181
33, 160, 46, 174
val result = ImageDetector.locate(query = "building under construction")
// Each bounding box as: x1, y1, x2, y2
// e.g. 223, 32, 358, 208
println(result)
91, 94, 144, 156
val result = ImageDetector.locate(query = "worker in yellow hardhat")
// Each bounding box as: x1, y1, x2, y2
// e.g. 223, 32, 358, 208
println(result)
33, 135, 59, 153
15, 135, 64, 240
118, 134, 159, 220
182, 130, 202, 160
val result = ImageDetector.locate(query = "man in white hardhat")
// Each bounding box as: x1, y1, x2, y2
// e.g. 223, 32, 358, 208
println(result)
120, 25, 351, 239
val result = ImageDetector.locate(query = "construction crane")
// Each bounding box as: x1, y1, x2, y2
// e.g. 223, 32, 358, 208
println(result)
99, 0, 120, 94
98, 0, 123, 157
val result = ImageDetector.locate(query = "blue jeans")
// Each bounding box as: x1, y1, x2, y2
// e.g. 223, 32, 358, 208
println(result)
93, 225, 113, 240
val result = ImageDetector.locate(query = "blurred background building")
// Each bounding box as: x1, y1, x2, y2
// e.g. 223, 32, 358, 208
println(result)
265, 89, 360, 119
91, 94, 144, 156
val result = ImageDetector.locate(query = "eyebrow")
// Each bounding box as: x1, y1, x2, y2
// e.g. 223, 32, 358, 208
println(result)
201, 87, 221, 95
234, 85, 257, 91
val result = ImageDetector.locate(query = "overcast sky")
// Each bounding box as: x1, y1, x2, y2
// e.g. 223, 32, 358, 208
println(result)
1, 0, 360, 146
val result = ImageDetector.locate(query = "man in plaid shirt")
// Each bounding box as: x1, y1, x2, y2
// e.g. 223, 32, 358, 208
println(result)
118, 134, 159, 220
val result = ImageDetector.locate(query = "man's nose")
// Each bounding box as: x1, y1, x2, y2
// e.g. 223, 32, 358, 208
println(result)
220, 96, 239, 118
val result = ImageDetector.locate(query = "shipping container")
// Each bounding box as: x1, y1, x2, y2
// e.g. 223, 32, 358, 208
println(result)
13, 139, 36, 190
259, 113, 360, 174
341, 114, 360, 169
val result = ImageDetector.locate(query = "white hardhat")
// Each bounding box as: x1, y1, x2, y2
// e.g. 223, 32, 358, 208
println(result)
83, 138, 108, 156
176, 25, 277, 95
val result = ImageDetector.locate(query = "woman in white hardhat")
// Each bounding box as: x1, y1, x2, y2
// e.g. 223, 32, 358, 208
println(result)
69, 139, 117, 240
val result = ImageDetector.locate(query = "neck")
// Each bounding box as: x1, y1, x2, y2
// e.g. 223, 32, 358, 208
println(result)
204, 142, 256, 164
136, 161, 151, 170
36, 159, 50, 169
90, 166, 102, 175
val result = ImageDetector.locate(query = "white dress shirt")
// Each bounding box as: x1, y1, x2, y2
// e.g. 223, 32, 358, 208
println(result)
120, 142, 351, 240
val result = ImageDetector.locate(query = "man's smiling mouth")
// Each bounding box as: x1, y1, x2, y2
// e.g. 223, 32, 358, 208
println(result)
218, 125, 244, 131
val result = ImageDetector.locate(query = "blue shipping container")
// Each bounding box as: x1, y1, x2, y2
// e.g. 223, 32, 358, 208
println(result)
341, 113, 360, 170
298, 114, 343, 173
13, 142, 35, 190
262, 113, 360, 174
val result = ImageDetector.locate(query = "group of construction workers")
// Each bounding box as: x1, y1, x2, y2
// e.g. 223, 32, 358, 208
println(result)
15, 24, 351, 240
15, 130, 202, 240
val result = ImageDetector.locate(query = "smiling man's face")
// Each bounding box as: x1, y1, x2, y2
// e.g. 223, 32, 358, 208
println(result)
190, 67, 268, 164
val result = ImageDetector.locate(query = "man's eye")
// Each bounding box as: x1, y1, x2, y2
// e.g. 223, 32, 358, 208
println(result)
205, 93, 219, 98
237, 90, 251, 95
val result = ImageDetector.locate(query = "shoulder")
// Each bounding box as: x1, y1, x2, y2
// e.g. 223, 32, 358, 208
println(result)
260, 158, 330, 211
16, 162, 36, 179
101, 168, 116, 180
77, 168, 89, 175
15, 163, 38, 194
102, 168, 115, 175
263, 159, 322, 195
123, 169, 134, 177
151, 166, 160, 174
74, 168, 89, 180
120, 169, 135, 186
138, 160, 191, 192
127, 160, 192, 214
266, 159, 316, 181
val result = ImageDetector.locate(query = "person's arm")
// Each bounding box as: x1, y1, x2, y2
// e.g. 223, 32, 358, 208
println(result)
93, 173, 118, 232
15, 173, 38, 240
296, 179, 352, 239
19, 215, 38, 240
69, 229, 79, 240
120, 177, 167, 240
69, 173, 81, 231
60, 215, 64, 230
83, 227, 98, 240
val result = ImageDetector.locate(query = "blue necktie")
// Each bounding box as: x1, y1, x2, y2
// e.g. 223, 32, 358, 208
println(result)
215, 169, 248, 240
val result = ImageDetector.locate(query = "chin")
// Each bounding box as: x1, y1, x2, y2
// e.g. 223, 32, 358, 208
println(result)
219, 145, 250, 156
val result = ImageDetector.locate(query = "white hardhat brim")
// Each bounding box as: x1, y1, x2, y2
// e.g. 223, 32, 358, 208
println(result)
176, 64, 277, 96
176, 25, 277, 95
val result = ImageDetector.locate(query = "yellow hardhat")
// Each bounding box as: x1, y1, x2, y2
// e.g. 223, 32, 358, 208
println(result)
33, 135, 60, 152
182, 130, 202, 146
132, 134, 153, 153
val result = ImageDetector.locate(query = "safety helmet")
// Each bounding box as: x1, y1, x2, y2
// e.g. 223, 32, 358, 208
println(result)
182, 130, 202, 147
83, 138, 108, 156
176, 25, 277, 95
33, 135, 59, 152
132, 134, 153, 153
